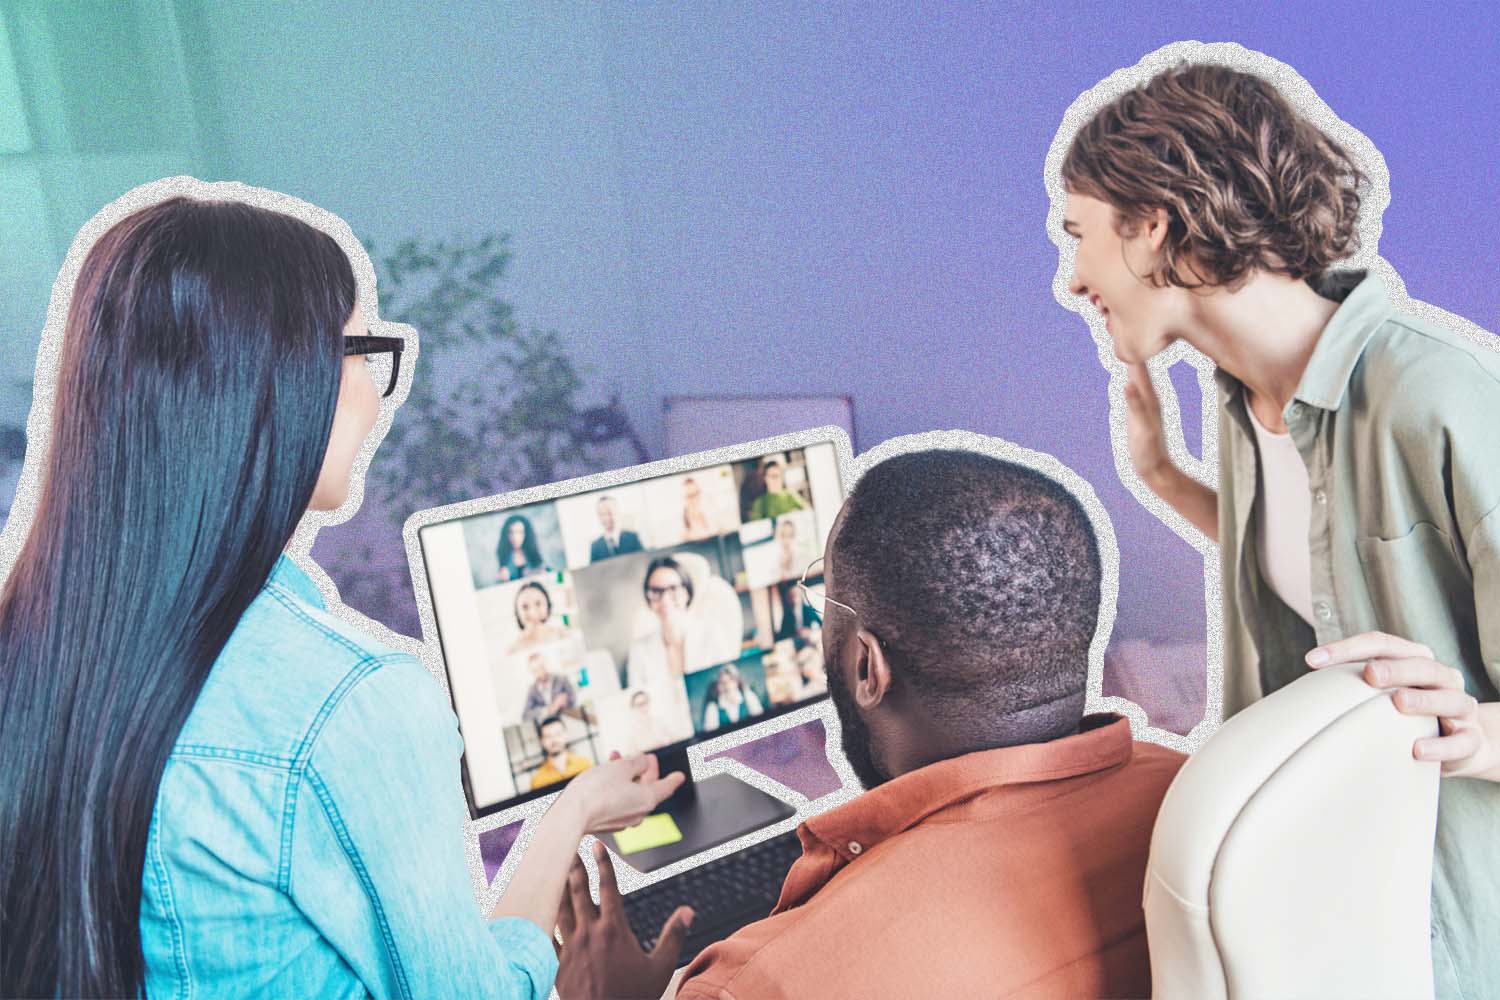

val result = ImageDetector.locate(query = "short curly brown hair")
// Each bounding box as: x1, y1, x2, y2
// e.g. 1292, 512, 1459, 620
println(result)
1062, 63, 1366, 289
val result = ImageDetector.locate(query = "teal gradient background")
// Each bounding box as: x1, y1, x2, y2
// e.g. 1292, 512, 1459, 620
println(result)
3, 2, 1497, 729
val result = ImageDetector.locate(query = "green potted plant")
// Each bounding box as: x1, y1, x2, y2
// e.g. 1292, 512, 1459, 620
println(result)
313, 235, 645, 636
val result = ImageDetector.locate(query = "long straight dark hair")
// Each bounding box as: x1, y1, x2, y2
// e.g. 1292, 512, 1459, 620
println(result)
0, 196, 355, 996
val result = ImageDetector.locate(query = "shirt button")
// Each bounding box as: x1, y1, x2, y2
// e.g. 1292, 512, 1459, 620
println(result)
1314, 601, 1333, 622
848, 841, 863, 855
1314, 488, 1328, 506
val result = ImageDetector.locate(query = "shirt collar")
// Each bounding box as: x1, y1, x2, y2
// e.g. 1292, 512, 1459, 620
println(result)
269, 553, 326, 610
804, 714, 1134, 860
1214, 269, 1390, 413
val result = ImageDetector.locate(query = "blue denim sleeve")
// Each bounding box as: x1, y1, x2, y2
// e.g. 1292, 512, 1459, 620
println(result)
488, 917, 559, 991
290, 653, 558, 1000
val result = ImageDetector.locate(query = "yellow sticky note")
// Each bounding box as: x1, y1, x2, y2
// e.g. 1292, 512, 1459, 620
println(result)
612, 813, 684, 855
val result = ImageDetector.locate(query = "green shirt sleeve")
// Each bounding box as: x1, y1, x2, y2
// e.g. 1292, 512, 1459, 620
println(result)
1415, 346, 1500, 693
1468, 502, 1500, 692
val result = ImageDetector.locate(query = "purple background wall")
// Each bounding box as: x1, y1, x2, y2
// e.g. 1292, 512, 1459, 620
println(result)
3, 1, 1497, 871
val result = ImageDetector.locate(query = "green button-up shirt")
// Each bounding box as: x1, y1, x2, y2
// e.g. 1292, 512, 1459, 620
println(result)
1215, 269, 1500, 998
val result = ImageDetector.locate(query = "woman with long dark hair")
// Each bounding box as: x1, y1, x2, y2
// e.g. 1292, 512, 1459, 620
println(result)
0, 193, 682, 998
496, 513, 546, 581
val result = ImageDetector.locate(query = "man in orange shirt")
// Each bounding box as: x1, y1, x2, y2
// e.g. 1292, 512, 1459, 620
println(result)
555, 449, 1186, 999
529, 715, 594, 791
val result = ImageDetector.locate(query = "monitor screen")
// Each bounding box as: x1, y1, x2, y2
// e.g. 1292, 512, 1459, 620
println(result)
417, 438, 845, 816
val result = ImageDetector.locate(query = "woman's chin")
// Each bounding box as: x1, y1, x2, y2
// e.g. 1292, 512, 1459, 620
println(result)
307, 482, 352, 515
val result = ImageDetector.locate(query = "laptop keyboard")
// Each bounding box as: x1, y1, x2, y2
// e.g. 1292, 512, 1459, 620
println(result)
621, 830, 804, 967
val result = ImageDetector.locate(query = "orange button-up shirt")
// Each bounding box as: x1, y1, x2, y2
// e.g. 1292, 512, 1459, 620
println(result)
676, 715, 1184, 1000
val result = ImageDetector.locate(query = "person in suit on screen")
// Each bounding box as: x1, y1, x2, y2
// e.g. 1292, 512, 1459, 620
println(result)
589, 495, 643, 562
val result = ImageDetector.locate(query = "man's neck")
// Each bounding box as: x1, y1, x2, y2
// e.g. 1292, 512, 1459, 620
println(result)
1179, 272, 1338, 429
877, 689, 1086, 778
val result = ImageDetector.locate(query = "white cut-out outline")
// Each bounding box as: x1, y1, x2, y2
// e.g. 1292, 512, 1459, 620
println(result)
404, 425, 858, 900
416, 424, 1178, 903
0, 176, 420, 649
1044, 41, 1498, 747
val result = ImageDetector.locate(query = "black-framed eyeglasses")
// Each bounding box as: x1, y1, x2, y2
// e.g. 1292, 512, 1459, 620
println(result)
645, 583, 688, 603
343, 333, 404, 398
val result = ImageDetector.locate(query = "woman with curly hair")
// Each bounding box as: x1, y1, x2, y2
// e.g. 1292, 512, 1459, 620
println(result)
1060, 62, 1498, 995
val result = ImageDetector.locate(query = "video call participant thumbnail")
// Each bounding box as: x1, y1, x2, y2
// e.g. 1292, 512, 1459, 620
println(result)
497, 513, 549, 582
772, 578, 818, 645
508, 580, 574, 655
647, 468, 742, 546
626, 555, 741, 690
603, 687, 695, 758
742, 512, 820, 589
529, 715, 594, 791
520, 653, 576, 724
681, 477, 716, 541
764, 639, 826, 706
747, 459, 807, 521
555, 449, 1186, 1000
590, 495, 643, 562
699, 662, 766, 732
773, 517, 800, 581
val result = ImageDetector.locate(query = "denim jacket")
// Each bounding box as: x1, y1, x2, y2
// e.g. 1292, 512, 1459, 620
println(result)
140, 555, 556, 998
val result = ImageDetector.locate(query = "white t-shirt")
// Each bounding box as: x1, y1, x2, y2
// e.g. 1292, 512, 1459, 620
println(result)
627, 615, 723, 691
1245, 399, 1316, 627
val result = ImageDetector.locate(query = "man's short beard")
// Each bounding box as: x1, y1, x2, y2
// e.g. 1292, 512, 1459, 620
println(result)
824, 630, 887, 790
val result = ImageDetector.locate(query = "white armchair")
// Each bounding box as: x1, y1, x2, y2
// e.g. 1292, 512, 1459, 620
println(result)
1144, 663, 1440, 999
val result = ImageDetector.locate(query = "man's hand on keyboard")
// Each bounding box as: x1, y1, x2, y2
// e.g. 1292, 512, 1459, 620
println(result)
556, 840, 696, 1000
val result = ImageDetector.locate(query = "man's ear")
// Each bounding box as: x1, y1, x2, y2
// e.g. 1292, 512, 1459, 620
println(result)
1143, 206, 1171, 253
852, 629, 892, 711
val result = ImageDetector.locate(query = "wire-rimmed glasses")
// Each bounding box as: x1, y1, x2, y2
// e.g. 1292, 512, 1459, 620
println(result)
797, 556, 856, 623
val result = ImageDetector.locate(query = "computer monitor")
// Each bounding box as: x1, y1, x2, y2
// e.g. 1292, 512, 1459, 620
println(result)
413, 431, 847, 829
